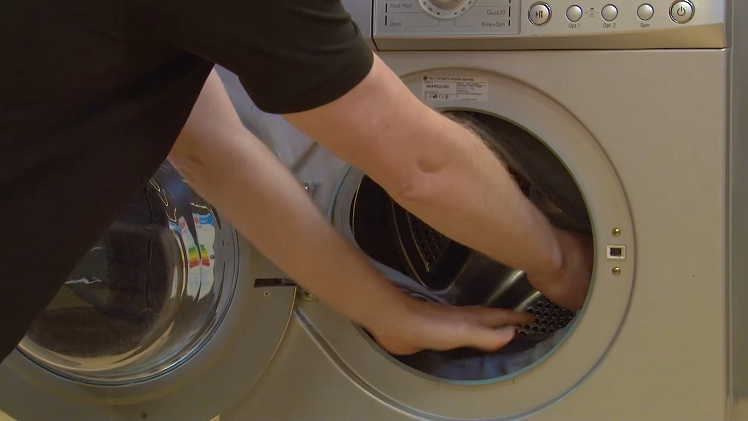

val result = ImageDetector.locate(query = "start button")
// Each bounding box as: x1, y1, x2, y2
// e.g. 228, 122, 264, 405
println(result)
528, 2, 551, 26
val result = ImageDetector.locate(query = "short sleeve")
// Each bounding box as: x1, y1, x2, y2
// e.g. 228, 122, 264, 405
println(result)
132, 0, 374, 114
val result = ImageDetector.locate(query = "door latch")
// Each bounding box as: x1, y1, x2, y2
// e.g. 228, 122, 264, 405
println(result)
253, 277, 315, 301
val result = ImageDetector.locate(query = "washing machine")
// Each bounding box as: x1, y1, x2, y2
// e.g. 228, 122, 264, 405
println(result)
0, 0, 746, 420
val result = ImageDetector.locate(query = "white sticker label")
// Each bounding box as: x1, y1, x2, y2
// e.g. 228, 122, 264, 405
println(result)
421, 76, 488, 102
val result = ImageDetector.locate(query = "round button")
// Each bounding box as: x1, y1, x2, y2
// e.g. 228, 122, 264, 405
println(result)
669, 0, 694, 24
528, 2, 552, 26
601, 4, 618, 21
637, 4, 654, 20
566, 5, 583, 22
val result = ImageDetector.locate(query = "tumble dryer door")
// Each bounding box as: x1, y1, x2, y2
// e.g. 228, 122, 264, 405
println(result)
0, 161, 297, 421
295, 67, 636, 420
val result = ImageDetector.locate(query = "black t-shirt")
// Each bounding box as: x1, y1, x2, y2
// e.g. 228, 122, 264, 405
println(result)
0, 0, 373, 361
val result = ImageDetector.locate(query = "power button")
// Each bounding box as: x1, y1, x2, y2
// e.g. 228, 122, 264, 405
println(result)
669, 0, 694, 24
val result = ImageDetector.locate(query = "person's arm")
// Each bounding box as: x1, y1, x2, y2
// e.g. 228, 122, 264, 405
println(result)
168, 70, 533, 355
283, 55, 588, 310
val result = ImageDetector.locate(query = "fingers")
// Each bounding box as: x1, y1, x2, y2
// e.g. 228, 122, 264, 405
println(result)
469, 306, 535, 328
462, 325, 517, 352
455, 307, 534, 352
374, 302, 537, 355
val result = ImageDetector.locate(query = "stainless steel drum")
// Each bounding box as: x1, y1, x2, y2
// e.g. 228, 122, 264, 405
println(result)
336, 111, 593, 382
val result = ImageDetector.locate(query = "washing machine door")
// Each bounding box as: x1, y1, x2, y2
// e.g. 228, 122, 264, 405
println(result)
0, 162, 297, 421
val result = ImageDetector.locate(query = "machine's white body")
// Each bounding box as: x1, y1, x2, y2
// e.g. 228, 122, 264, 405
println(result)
1, 1, 746, 420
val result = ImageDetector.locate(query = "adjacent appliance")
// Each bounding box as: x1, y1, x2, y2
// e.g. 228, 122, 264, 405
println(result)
1, 0, 746, 420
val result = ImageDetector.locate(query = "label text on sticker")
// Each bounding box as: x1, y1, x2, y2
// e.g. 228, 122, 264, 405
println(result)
421, 76, 488, 102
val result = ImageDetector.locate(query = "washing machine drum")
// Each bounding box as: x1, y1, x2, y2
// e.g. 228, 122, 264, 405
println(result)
352, 111, 592, 381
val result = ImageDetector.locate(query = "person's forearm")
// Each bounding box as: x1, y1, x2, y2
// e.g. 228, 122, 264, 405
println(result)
396, 115, 563, 277
284, 55, 562, 278
168, 71, 411, 333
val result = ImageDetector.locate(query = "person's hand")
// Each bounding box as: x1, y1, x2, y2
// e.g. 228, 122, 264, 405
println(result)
526, 229, 593, 312
369, 299, 534, 355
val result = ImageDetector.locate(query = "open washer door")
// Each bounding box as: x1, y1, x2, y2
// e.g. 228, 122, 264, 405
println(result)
296, 68, 636, 420
0, 161, 297, 421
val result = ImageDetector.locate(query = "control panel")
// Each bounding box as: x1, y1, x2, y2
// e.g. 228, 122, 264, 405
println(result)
375, 0, 518, 35
371, 0, 726, 49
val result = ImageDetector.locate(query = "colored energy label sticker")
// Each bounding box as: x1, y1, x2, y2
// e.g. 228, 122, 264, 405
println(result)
173, 214, 217, 299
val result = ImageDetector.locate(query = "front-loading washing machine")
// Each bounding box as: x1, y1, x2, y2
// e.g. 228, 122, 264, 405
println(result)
1, 0, 746, 420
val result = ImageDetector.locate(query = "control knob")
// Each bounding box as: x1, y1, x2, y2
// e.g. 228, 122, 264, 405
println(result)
429, 0, 463, 9
418, 0, 475, 19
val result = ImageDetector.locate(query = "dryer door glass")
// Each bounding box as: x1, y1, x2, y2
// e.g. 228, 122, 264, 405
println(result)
17, 162, 239, 385
334, 111, 593, 382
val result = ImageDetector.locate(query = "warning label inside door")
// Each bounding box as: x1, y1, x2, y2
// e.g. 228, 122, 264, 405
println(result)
421, 76, 488, 102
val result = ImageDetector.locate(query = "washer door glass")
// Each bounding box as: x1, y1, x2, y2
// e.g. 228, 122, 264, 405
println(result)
18, 162, 239, 385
